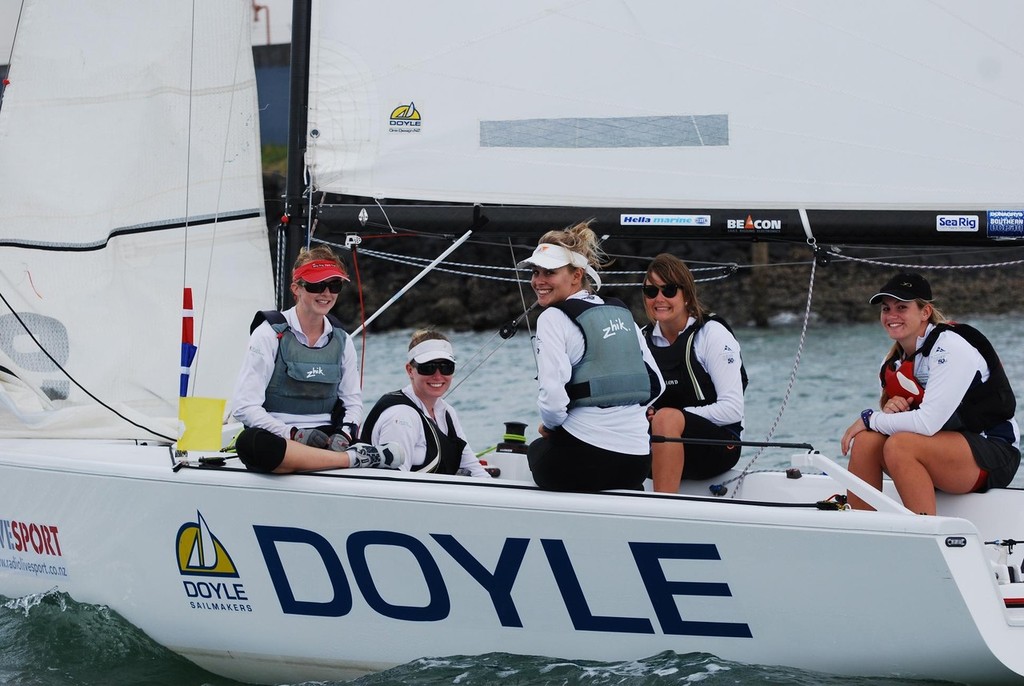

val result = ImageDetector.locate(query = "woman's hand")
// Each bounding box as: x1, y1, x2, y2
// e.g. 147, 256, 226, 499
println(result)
841, 417, 865, 456
883, 396, 910, 414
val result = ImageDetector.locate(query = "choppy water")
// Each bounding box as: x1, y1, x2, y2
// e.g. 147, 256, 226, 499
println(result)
0, 591, 953, 686
4, 315, 1023, 685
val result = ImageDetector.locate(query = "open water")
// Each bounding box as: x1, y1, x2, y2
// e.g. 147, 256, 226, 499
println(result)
3, 315, 1024, 685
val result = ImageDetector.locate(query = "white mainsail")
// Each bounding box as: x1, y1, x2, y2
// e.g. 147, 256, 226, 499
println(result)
0, 0, 275, 440
307, 0, 1024, 210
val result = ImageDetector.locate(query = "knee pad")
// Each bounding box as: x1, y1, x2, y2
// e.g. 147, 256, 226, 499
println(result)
236, 428, 287, 473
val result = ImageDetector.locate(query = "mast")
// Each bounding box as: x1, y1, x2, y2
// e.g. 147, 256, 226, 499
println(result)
278, 0, 313, 309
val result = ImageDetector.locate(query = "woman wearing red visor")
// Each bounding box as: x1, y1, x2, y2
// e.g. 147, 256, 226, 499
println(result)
229, 245, 403, 473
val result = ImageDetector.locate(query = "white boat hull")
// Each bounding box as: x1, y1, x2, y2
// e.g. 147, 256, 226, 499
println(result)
2, 440, 1023, 684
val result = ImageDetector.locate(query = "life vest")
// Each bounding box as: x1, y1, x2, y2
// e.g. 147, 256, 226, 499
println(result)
878, 322, 1016, 433
643, 313, 747, 433
553, 297, 659, 409
251, 310, 348, 417
881, 358, 925, 408
360, 391, 464, 475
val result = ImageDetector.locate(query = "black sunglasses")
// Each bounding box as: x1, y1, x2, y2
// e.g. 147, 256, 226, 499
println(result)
641, 283, 680, 299
413, 360, 456, 376
300, 280, 344, 294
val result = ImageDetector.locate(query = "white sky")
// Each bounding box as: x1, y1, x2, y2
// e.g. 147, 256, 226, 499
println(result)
1, 0, 292, 63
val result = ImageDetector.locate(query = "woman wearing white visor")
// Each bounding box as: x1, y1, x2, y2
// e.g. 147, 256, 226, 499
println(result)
362, 330, 491, 477
518, 220, 664, 492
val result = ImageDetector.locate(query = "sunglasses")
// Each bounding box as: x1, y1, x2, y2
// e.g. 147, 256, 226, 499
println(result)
413, 360, 456, 376
641, 283, 680, 299
300, 280, 344, 294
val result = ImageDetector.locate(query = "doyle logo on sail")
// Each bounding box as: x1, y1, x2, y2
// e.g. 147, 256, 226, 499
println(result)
389, 101, 422, 133
176, 511, 238, 577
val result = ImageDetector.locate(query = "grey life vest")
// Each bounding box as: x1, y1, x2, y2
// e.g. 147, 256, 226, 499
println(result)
251, 310, 348, 415
553, 297, 658, 409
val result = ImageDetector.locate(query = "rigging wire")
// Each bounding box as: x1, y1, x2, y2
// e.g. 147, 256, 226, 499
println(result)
0, 289, 177, 443
716, 242, 819, 498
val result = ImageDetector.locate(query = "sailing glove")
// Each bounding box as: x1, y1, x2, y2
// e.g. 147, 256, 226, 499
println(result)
290, 427, 329, 449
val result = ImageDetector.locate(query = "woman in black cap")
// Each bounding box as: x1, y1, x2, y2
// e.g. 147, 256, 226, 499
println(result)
840, 272, 1019, 514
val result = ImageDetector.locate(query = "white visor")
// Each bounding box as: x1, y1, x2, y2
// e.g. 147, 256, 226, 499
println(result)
516, 243, 602, 291
408, 339, 455, 364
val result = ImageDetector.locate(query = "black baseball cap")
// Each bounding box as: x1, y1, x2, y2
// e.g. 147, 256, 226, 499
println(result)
868, 272, 933, 304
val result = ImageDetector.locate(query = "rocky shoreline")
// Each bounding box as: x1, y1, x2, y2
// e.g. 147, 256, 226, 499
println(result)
323, 233, 1024, 333
261, 177, 1024, 332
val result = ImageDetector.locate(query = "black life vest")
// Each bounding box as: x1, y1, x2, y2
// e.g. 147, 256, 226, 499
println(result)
250, 310, 348, 421
644, 314, 747, 427
360, 391, 465, 475
553, 297, 660, 408
877, 322, 1016, 433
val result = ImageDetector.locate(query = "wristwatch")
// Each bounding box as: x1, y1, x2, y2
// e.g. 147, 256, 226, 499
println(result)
861, 408, 874, 430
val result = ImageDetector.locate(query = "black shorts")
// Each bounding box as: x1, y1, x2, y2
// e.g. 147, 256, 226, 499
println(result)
679, 411, 742, 480
962, 430, 1020, 490
527, 427, 650, 493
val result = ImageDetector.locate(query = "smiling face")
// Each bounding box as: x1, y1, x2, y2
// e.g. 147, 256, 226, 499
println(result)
530, 265, 583, 307
407, 360, 452, 405
643, 274, 688, 333
290, 279, 341, 319
879, 296, 932, 350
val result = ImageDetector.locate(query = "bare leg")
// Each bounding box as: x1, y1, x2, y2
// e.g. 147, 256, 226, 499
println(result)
651, 408, 686, 493
845, 431, 888, 510
274, 440, 352, 473
882, 432, 979, 515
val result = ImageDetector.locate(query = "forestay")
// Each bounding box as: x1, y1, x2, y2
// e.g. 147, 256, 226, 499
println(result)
0, 0, 274, 440
307, 0, 1024, 210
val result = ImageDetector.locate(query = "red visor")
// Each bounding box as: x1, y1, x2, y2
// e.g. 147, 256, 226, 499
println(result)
293, 260, 349, 283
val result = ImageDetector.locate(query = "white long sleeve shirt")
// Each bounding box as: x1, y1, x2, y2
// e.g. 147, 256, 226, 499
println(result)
869, 323, 1020, 448
228, 307, 362, 438
648, 318, 744, 428
368, 386, 491, 477
534, 291, 665, 455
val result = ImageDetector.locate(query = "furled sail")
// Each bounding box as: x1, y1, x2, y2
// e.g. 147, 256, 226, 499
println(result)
307, 1, 1024, 213
0, 0, 275, 440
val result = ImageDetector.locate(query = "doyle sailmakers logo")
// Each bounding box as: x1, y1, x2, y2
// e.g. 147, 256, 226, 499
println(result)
175, 511, 252, 613
389, 101, 422, 133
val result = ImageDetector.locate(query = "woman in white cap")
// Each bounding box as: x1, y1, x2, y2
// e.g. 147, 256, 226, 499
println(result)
519, 220, 664, 492
361, 329, 490, 477
841, 272, 1019, 514
229, 245, 403, 473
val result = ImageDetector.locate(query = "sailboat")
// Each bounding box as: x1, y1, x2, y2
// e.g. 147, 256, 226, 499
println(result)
1, 1, 1024, 684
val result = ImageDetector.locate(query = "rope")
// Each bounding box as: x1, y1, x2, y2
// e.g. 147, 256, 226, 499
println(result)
717, 243, 819, 497
824, 247, 1024, 270
353, 247, 737, 286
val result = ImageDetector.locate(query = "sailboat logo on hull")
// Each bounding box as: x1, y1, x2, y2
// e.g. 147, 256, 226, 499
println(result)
176, 511, 239, 577
389, 102, 422, 133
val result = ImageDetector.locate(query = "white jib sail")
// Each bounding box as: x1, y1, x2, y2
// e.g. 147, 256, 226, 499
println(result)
0, 0, 275, 440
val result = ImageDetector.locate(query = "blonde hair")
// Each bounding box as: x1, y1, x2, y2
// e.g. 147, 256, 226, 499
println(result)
643, 253, 705, 324
291, 245, 348, 282
537, 219, 610, 293
409, 328, 450, 350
